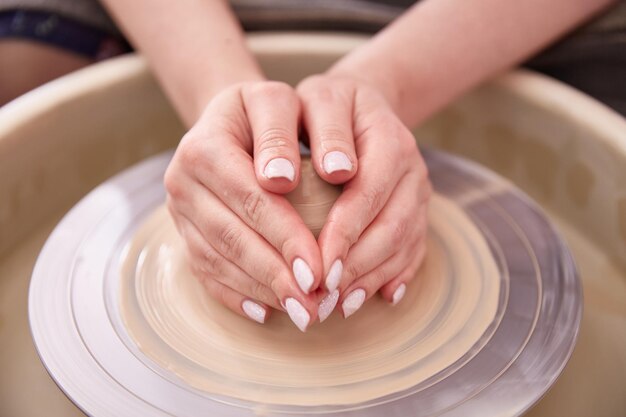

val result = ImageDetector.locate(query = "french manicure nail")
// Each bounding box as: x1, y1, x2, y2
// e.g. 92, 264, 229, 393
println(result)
285, 298, 310, 332
242, 300, 266, 324
264, 158, 295, 181
325, 259, 343, 293
392, 283, 406, 306
342, 288, 366, 318
293, 258, 314, 293
323, 151, 352, 174
318, 289, 339, 322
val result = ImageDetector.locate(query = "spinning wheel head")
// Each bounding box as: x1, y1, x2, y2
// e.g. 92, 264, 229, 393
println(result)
29, 149, 581, 417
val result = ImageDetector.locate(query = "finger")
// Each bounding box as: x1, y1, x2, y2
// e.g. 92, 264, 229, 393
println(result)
340, 235, 426, 318
200, 276, 271, 324
317, 124, 417, 296
171, 181, 319, 331
298, 77, 357, 184
242, 81, 301, 194
177, 212, 282, 310
339, 171, 427, 292
189, 141, 323, 295
380, 239, 428, 305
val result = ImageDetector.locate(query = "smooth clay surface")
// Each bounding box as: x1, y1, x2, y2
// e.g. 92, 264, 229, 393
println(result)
119, 194, 499, 406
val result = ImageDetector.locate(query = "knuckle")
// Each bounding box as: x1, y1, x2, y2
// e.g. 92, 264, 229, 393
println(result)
372, 267, 389, 287
177, 134, 205, 167
264, 262, 285, 287
249, 280, 268, 304
317, 124, 352, 145
242, 190, 266, 225
327, 218, 359, 248
345, 262, 362, 282
278, 236, 298, 262
389, 218, 409, 246
217, 226, 246, 261
202, 246, 223, 272
362, 182, 387, 213
177, 135, 218, 181
163, 167, 183, 200
383, 121, 416, 156
257, 127, 294, 154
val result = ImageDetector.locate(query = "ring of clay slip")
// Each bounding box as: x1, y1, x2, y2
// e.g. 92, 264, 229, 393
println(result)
119, 194, 499, 406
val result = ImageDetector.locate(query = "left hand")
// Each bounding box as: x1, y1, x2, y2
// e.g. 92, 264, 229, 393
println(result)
297, 74, 432, 319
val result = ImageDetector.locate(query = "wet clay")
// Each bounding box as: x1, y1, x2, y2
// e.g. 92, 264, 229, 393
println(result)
284, 158, 342, 238
118, 191, 500, 406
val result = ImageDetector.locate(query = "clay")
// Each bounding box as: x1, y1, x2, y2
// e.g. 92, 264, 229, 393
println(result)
118, 193, 500, 406
284, 158, 342, 238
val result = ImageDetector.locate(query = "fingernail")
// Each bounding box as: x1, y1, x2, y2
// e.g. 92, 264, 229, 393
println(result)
392, 283, 406, 306
285, 298, 310, 332
293, 258, 314, 293
242, 300, 266, 324
342, 288, 366, 318
323, 151, 352, 174
264, 158, 295, 181
325, 259, 343, 293
318, 290, 339, 322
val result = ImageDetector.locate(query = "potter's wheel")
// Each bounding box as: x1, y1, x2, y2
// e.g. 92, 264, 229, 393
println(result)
28, 148, 581, 417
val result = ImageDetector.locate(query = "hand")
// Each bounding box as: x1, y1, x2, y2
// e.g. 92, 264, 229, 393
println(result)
297, 75, 431, 320
164, 81, 324, 331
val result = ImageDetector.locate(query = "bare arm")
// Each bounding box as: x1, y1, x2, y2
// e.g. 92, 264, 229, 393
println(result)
100, 0, 328, 331
294, 0, 616, 313
329, 0, 616, 128
100, 0, 263, 126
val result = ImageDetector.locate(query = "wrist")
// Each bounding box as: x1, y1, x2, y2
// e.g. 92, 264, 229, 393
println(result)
326, 57, 404, 118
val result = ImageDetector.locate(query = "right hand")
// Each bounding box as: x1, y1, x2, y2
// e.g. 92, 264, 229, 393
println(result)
164, 81, 323, 331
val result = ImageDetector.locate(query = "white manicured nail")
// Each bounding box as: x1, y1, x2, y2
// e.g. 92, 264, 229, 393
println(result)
293, 258, 314, 293
285, 298, 310, 332
242, 300, 266, 324
264, 158, 295, 181
325, 259, 343, 293
318, 290, 339, 323
342, 288, 366, 318
323, 151, 352, 174
392, 283, 406, 306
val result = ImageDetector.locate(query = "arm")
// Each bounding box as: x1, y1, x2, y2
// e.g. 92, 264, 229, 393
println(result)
295, 0, 614, 316
329, 0, 616, 127
100, 0, 262, 126
101, 0, 326, 331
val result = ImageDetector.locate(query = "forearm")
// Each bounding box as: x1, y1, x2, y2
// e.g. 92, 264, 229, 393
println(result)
101, 0, 263, 126
329, 0, 616, 128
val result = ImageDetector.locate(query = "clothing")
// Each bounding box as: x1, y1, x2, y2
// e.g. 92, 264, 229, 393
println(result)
0, 0, 117, 34
0, 9, 130, 60
526, 1, 626, 115
0, 0, 625, 114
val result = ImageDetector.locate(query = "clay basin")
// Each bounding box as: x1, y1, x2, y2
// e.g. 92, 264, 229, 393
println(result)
0, 33, 625, 416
